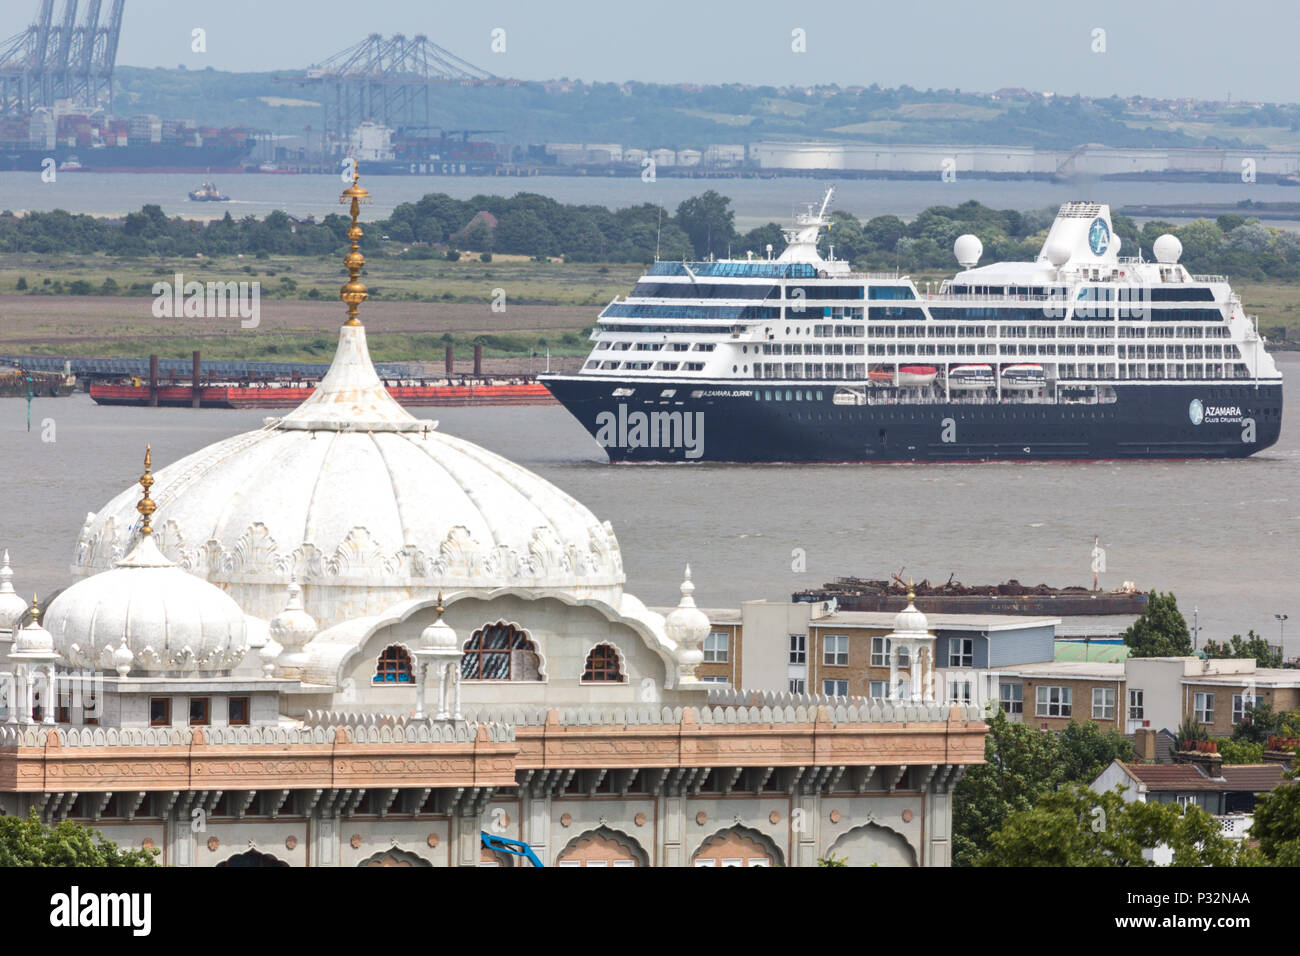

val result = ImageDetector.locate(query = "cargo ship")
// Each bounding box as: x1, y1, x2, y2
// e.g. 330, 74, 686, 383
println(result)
0, 112, 253, 173
542, 189, 1283, 462
88, 378, 556, 409
794, 575, 1149, 616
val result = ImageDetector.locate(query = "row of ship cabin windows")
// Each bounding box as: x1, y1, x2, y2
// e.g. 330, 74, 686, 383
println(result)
372, 627, 627, 684
753, 363, 1248, 382
864, 324, 1230, 340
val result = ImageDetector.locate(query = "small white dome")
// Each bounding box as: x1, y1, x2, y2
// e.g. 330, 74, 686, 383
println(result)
420, 599, 459, 654
663, 566, 709, 672
1045, 240, 1071, 267
0, 551, 28, 634
1153, 233, 1183, 264
954, 234, 983, 268
45, 535, 248, 676
13, 608, 54, 657
892, 590, 930, 637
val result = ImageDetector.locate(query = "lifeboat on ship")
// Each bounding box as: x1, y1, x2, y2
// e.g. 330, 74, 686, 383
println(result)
948, 364, 994, 389
1000, 363, 1045, 389
868, 368, 894, 383
896, 365, 938, 387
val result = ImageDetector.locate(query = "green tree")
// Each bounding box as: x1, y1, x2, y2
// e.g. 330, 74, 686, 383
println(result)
1057, 721, 1135, 783
0, 809, 159, 866
952, 708, 1065, 866
978, 784, 1251, 867
1214, 738, 1264, 764
1203, 630, 1282, 668
1122, 592, 1193, 658
675, 190, 736, 260
1248, 773, 1300, 864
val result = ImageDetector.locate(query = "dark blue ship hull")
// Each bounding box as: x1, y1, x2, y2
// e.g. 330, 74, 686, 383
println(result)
541, 376, 1283, 463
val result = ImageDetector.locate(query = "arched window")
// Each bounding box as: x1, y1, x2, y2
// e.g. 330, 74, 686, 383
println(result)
373, 644, 414, 684
582, 643, 625, 683
461, 623, 541, 680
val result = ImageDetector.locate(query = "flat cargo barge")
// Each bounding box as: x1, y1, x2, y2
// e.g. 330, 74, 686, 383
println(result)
794, 577, 1149, 616
89, 380, 557, 408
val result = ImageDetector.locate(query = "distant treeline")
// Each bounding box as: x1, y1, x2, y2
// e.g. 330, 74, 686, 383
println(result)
3, 191, 1300, 280
114, 67, 1282, 150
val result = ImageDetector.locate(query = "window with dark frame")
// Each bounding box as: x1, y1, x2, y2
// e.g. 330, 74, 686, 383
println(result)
788, 634, 806, 664
460, 624, 541, 680
228, 697, 250, 726
149, 697, 171, 727
373, 644, 414, 683
190, 697, 211, 726
582, 644, 625, 682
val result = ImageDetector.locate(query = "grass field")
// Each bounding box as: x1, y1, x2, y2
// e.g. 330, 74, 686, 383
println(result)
2, 257, 1297, 365
0, 253, 642, 308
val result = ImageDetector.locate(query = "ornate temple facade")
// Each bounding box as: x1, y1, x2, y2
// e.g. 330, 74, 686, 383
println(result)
0, 173, 986, 867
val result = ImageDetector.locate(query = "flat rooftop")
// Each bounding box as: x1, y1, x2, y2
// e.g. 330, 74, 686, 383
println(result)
991, 660, 1126, 679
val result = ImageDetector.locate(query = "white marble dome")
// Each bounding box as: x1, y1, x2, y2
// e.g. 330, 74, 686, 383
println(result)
71, 323, 625, 629
0, 551, 28, 635
47, 534, 248, 676
892, 591, 930, 637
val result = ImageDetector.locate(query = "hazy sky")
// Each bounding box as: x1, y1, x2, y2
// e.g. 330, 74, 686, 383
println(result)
1, 0, 1297, 103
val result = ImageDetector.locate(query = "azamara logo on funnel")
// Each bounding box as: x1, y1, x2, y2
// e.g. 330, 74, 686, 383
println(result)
594, 404, 704, 459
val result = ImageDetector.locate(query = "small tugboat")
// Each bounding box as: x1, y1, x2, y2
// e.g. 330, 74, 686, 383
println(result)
188, 180, 230, 202
57, 156, 87, 172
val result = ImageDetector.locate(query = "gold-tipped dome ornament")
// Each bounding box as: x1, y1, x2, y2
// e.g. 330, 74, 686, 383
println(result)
339, 163, 371, 326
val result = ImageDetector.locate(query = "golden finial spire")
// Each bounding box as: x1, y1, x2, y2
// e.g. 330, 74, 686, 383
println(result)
435, 591, 445, 618
30, 593, 40, 624
339, 162, 371, 327
907, 577, 915, 605
136, 444, 156, 536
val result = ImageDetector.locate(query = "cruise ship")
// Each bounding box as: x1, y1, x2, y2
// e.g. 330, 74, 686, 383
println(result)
541, 191, 1283, 463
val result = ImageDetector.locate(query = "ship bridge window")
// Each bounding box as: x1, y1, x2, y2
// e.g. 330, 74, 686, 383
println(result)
786, 285, 865, 300
1149, 287, 1215, 302
603, 304, 779, 321
595, 341, 611, 350
693, 343, 716, 352
1149, 308, 1225, 323
631, 281, 777, 300
868, 286, 916, 300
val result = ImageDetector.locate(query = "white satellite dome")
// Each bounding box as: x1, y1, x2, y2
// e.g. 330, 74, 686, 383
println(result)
891, 585, 930, 637
0, 551, 28, 635
1044, 240, 1071, 268
71, 175, 624, 631
1153, 233, 1183, 264
953, 234, 983, 268
47, 459, 250, 676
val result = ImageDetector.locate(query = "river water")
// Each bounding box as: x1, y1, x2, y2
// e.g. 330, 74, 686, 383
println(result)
4, 171, 1300, 232
3, 351, 1297, 655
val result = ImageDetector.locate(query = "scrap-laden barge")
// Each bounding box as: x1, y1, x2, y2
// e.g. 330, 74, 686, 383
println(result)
89, 379, 556, 408
794, 575, 1148, 616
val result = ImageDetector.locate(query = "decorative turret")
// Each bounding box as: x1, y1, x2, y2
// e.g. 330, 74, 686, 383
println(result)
11, 594, 55, 659
664, 565, 708, 682
269, 582, 317, 678
415, 594, 462, 720
0, 550, 28, 638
